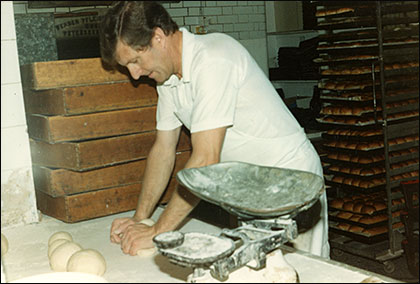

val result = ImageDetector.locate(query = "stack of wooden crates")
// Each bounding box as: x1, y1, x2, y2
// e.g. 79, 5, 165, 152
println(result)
21, 58, 191, 223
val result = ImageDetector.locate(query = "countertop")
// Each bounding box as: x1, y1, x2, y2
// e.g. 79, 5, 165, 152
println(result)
1, 206, 399, 283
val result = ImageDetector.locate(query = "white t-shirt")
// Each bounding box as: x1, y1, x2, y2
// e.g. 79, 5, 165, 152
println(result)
156, 28, 321, 175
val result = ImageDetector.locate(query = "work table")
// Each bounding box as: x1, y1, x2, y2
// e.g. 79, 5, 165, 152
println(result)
1, 206, 399, 283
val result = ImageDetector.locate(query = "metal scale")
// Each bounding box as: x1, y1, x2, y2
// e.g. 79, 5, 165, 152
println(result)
153, 162, 325, 282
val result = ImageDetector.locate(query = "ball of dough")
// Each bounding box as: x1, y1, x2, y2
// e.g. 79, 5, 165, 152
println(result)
48, 238, 70, 258
136, 219, 157, 257
49, 241, 82, 272
67, 249, 106, 276
138, 218, 155, 227
48, 231, 73, 246
1, 233, 9, 256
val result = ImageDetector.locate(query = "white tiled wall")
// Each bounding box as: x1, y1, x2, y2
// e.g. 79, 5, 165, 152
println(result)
1, 1, 39, 228
12, 1, 269, 74
13, 1, 267, 40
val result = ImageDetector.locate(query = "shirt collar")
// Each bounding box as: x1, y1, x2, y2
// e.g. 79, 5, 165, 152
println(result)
162, 27, 194, 87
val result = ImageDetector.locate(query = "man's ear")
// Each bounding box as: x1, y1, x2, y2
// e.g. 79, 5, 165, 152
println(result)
152, 27, 165, 46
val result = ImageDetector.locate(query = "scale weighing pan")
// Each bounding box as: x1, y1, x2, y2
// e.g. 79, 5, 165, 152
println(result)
177, 162, 325, 219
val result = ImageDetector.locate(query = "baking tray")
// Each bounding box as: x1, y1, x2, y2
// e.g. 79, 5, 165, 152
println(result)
321, 155, 385, 167
326, 180, 386, 194
315, 1, 417, 15
320, 87, 419, 103
320, 65, 419, 78
328, 210, 388, 228
318, 73, 419, 91
317, 38, 419, 52
316, 115, 383, 126
326, 168, 385, 179
317, 26, 418, 43
322, 144, 384, 153
316, 16, 418, 31
317, 111, 418, 126
321, 132, 383, 143
329, 222, 388, 244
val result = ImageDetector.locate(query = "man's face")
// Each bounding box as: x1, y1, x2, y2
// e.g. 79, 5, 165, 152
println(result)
115, 33, 172, 84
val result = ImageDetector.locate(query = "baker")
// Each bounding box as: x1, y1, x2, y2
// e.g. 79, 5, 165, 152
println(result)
99, 1, 330, 259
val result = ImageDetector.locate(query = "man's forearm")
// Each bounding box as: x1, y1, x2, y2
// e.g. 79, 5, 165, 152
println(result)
154, 184, 201, 233
133, 143, 176, 221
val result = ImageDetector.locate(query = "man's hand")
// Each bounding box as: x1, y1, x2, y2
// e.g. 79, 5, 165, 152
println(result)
120, 223, 158, 256
110, 217, 137, 244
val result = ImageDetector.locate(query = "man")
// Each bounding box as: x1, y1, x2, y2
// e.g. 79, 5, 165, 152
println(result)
99, 1, 329, 258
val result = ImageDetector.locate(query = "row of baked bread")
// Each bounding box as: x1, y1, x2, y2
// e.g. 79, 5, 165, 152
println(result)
333, 211, 388, 224
315, 7, 355, 17
326, 152, 385, 163
325, 128, 382, 137
331, 170, 419, 188
318, 110, 419, 125
319, 74, 418, 90
330, 196, 386, 214
320, 87, 418, 101
323, 135, 419, 150
329, 165, 385, 176
317, 38, 418, 50
321, 62, 419, 75
320, 98, 418, 116
328, 156, 419, 176
329, 191, 414, 214
333, 221, 404, 236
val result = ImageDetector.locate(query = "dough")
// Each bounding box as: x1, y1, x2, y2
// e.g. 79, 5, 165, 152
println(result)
67, 249, 106, 276
48, 239, 70, 258
136, 218, 157, 257
48, 231, 73, 246
49, 241, 82, 272
1, 233, 8, 256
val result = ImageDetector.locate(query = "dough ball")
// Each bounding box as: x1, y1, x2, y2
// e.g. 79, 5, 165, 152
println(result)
137, 247, 157, 257
48, 239, 70, 258
1, 233, 8, 256
49, 241, 82, 272
48, 231, 73, 246
138, 218, 155, 227
136, 219, 157, 257
67, 249, 106, 276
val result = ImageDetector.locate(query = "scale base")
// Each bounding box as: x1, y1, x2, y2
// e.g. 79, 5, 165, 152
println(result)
188, 249, 299, 283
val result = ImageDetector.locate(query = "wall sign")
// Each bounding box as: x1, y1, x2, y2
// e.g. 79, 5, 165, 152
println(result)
54, 11, 105, 39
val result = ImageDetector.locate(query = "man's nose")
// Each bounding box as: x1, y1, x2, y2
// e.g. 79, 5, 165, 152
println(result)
127, 64, 144, 80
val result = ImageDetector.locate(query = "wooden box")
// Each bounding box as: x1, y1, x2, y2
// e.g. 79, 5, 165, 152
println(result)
33, 151, 190, 197
22, 58, 191, 222
35, 178, 179, 223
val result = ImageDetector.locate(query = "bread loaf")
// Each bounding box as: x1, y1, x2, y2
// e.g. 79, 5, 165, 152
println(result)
359, 214, 387, 225
337, 211, 353, 219
349, 214, 362, 222
349, 225, 364, 233
330, 198, 344, 209
362, 226, 387, 236
361, 205, 376, 214
337, 223, 351, 231
343, 201, 354, 211
353, 202, 364, 213
373, 201, 386, 211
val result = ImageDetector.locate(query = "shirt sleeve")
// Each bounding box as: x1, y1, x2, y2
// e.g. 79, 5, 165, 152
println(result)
189, 57, 241, 133
156, 86, 182, 131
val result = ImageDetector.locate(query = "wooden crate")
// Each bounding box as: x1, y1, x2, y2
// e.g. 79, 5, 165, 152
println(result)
29, 130, 191, 171
27, 106, 157, 143
33, 151, 191, 197
23, 57, 191, 222
36, 177, 179, 223
20, 57, 130, 90
23, 81, 157, 116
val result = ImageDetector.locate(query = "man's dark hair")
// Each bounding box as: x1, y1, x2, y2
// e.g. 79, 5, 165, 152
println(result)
99, 1, 179, 67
